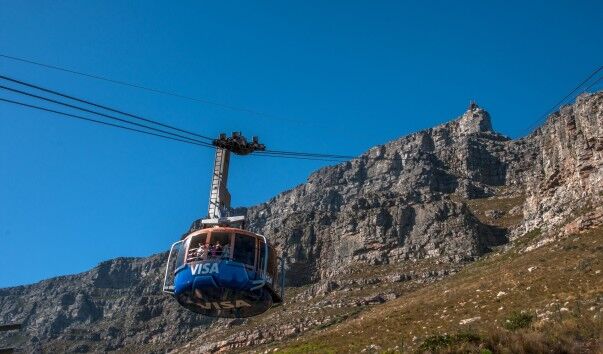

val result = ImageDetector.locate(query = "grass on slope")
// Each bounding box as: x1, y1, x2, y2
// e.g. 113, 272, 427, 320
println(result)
175, 256, 463, 353
463, 194, 525, 229
267, 227, 603, 353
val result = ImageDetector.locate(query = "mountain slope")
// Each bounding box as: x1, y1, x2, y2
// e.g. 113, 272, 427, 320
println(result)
256, 224, 603, 353
0, 254, 213, 352
0, 92, 601, 353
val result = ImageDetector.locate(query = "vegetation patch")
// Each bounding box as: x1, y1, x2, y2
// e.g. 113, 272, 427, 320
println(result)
418, 332, 481, 351
463, 195, 525, 228
277, 343, 336, 354
513, 228, 542, 248
502, 311, 534, 331
316, 308, 362, 331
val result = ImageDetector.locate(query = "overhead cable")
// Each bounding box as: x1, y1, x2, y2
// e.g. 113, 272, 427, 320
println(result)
0, 98, 214, 149
525, 64, 603, 134
0, 74, 213, 141
0, 53, 282, 119
0, 84, 214, 147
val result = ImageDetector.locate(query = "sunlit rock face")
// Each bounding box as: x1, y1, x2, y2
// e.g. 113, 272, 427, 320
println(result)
246, 93, 603, 284
0, 92, 601, 353
519, 93, 603, 235
245, 102, 511, 284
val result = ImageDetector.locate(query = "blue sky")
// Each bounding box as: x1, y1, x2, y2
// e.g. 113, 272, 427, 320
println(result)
0, 1, 602, 287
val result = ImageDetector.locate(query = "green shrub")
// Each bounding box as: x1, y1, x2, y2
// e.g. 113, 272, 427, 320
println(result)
278, 343, 336, 354
419, 335, 454, 350
419, 332, 481, 351
503, 311, 534, 331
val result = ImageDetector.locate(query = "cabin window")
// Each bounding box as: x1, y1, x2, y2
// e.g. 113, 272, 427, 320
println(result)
175, 241, 186, 268
208, 232, 232, 259
163, 240, 184, 293
187, 234, 207, 263
258, 239, 267, 273
233, 233, 256, 267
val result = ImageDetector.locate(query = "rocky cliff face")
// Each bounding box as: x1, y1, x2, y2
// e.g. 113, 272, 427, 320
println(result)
0, 254, 213, 352
245, 93, 602, 285
520, 93, 603, 234
1, 92, 601, 353
245, 103, 516, 284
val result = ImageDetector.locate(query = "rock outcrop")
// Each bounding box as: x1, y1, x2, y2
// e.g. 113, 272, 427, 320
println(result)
245, 102, 514, 283
520, 93, 603, 234
0, 254, 213, 352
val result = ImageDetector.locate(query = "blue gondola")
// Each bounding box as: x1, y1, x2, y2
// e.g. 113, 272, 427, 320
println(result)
162, 133, 285, 317
163, 225, 284, 317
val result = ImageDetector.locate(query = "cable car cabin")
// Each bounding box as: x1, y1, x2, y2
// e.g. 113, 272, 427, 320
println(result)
163, 227, 284, 318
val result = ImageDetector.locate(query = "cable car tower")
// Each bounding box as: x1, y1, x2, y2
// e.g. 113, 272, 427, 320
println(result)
203, 132, 265, 228
163, 133, 286, 318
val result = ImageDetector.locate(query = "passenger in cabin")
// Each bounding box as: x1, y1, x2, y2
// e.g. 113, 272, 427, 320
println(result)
214, 242, 223, 258
209, 244, 216, 258
221, 244, 230, 259
196, 244, 207, 260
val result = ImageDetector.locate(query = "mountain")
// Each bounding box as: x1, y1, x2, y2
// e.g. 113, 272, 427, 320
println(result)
1, 92, 601, 353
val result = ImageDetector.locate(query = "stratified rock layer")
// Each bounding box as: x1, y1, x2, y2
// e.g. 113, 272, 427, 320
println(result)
521, 93, 603, 234
0, 255, 212, 352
